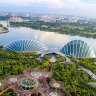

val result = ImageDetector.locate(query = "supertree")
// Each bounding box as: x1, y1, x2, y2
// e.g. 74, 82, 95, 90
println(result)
49, 81, 64, 92
46, 89, 63, 96
4, 75, 23, 86
14, 77, 39, 96
24, 68, 52, 81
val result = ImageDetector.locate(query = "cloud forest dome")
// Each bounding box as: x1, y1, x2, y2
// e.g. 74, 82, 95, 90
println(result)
3, 39, 48, 52
61, 40, 95, 58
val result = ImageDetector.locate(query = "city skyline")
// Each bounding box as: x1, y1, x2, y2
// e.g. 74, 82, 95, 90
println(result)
0, 0, 96, 16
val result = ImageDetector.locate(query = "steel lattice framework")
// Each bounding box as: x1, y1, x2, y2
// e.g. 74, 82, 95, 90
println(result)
0, 67, 64, 96
4, 39, 48, 52
61, 40, 95, 58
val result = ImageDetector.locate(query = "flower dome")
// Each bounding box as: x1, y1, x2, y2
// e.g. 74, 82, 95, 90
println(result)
3, 39, 48, 52
61, 40, 95, 58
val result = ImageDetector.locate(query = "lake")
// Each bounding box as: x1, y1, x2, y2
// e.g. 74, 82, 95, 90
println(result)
0, 21, 96, 52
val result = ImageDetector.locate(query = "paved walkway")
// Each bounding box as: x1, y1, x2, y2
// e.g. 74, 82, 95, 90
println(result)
39, 48, 71, 63
39, 48, 65, 57
79, 68, 96, 79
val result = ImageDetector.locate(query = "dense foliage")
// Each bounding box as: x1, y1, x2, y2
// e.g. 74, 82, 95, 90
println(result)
10, 21, 96, 39
0, 24, 8, 33
52, 57, 96, 96
0, 49, 96, 95
0, 49, 41, 78
71, 57, 96, 74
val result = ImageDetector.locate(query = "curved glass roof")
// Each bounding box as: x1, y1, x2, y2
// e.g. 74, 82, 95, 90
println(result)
3, 39, 48, 52
61, 40, 95, 58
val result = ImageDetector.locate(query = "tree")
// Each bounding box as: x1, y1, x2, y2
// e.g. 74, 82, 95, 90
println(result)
0, 69, 3, 75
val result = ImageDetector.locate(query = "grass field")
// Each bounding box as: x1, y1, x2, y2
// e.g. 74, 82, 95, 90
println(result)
61, 25, 84, 30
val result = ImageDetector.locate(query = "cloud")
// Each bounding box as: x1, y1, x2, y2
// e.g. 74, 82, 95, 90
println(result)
43, 0, 64, 9
0, 0, 96, 16
61, 0, 92, 10
37, 32, 69, 48
0, 0, 64, 8
0, 0, 93, 10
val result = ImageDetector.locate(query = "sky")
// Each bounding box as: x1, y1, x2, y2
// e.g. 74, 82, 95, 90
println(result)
0, 0, 96, 16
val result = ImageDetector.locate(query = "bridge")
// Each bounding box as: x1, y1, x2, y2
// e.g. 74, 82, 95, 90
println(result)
38, 48, 65, 57
37, 48, 70, 62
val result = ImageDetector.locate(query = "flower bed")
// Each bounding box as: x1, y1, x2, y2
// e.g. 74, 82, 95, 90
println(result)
18, 77, 39, 90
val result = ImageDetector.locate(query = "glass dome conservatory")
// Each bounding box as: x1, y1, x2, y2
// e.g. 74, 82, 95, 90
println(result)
3, 39, 48, 52
61, 40, 95, 58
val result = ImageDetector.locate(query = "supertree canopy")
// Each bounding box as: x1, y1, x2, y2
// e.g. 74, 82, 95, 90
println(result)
31, 72, 42, 78
50, 91, 58, 96
49, 81, 64, 89
18, 77, 39, 90
2, 68, 63, 96
3, 39, 48, 52
46, 89, 63, 96
24, 68, 52, 80
61, 40, 95, 58
5, 75, 23, 86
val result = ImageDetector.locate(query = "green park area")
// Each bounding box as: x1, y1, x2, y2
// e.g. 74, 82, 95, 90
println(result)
0, 47, 96, 95
0, 24, 8, 34
10, 21, 96, 39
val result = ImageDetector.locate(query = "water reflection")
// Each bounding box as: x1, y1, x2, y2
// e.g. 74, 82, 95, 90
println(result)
0, 21, 96, 52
